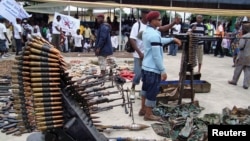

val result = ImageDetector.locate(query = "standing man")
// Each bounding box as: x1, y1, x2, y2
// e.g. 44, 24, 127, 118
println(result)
84, 24, 92, 43
228, 23, 250, 90
129, 9, 182, 99
52, 15, 62, 51
95, 14, 113, 76
205, 19, 216, 54
13, 18, 23, 56
129, 9, 150, 100
214, 21, 225, 58
0, 18, 10, 58
187, 15, 208, 73
140, 11, 182, 121
169, 19, 181, 56
22, 19, 31, 44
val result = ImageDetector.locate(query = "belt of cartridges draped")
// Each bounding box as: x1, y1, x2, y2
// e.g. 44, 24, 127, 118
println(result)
11, 36, 65, 132
11, 36, 107, 140
11, 35, 153, 140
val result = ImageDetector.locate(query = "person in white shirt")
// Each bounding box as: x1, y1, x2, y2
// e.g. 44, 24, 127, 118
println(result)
83, 40, 91, 53
221, 33, 231, 56
21, 19, 32, 43
52, 15, 62, 51
46, 29, 52, 43
5, 23, 12, 56
32, 27, 42, 37
74, 29, 83, 52
14, 18, 23, 56
168, 23, 181, 56
111, 32, 118, 52
0, 18, 11, 58
129, 9, 149, 99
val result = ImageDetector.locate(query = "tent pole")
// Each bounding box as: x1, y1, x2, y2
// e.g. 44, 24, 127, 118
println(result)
184, 12, 186, 23
169, 0, 172, 24
68, 1, 70, 16
216, 2, 220, 28
119, 0, 122, 51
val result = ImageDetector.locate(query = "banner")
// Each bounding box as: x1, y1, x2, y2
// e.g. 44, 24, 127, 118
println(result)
0, 0, 32, 23
53, 12, 80, 35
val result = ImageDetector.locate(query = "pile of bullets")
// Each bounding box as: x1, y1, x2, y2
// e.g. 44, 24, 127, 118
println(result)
11, 36, 67, 133
188, 34, 199, 68
5, 36, 151, 140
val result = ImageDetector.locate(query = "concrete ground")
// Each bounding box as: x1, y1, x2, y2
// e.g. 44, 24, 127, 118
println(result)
0, 51, 249, 141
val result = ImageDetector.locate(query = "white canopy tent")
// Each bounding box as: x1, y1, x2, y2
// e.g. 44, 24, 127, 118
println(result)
31, 0, 250, 16
24, 2, 115, 15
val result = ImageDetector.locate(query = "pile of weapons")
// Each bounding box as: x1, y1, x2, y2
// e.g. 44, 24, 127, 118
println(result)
65, 72, 151, 131
11, 36, 67, 134
5, 36, 150, 138
188, 34, 199, 68
0, 76, 19, 135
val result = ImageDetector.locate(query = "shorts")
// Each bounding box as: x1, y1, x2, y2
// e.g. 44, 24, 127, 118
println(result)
233, 48, 239, 56
52, 34, 61, 50
197, 44, 204, 64
0, 39, 7, 52
141, 69, 161, 107
98, 56, 107, 70
132, 57, 142, 85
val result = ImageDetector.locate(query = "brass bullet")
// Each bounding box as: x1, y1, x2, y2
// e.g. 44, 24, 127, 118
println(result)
12, 65, 30, 71
35, 111, 63, 116
37, 120, 63, 126
30, 67, 60, 72
37, 124, 63, 130
36, 115, 63, 121
30, 48, 59, 59
28, 42, 60, 55
32, 87, 60, 92
30, 72, 60, 77
34, 101, 62, 107
33, 97, 61, 102
31, 82, 60, 87
29, 61, 59, 67
30, 77, 60, 82
33, 92, 61, 97
29, 54, 59, 63
35, 106, 62, 111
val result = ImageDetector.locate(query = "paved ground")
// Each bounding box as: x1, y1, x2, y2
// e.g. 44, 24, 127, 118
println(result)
0, 51, 249, 141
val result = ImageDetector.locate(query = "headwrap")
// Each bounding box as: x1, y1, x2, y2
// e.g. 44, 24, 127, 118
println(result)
146, 11, 160, 21
97, 14, 104, 19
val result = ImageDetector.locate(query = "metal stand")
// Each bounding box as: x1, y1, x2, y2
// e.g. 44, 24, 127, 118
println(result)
177, 34, 195, 105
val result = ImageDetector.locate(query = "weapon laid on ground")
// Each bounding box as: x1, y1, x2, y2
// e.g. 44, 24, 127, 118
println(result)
83, 90, 120, 99
96, 123, 150, 131
0, 92, 12, 97
80, 85, 114, 94
74, 80, 107, 91
107, 137, 161, 141
89, 103, 130, 114
75, 74, 108, 84
87, 97, 123, 106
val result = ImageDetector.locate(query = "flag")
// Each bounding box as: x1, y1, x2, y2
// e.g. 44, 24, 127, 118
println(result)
53, 12, 80, 35
0, 0, 32, 23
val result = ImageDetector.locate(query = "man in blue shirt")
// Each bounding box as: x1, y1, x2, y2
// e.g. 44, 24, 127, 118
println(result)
140, 11, 182, 121
95, 14, 113, 76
